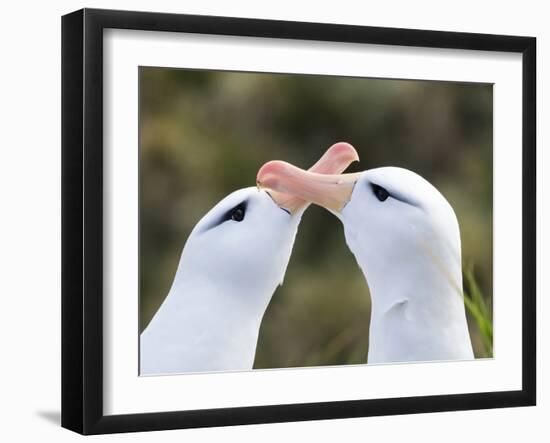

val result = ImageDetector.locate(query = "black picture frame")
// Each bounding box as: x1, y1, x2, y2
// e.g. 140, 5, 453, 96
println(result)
61, 8, 536, 435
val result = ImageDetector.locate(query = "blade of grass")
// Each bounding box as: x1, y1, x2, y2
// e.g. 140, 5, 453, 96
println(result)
463, 264, 493, 357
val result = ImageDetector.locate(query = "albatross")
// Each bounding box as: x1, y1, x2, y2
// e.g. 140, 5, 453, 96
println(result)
256, 153, 474, 363
140, 143, 359, 375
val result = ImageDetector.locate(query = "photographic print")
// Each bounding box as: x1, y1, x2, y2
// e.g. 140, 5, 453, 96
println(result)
138, 67, 493, 376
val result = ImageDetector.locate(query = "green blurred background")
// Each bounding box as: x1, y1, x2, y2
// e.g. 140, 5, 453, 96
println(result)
139, 67, 493, 366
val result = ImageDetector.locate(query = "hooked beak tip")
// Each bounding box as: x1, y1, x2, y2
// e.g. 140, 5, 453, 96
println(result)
329, 142, 360, 164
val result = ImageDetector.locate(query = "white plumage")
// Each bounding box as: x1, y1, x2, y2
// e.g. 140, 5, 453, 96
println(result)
342, 167, 474, 363
140, 187, 302, 375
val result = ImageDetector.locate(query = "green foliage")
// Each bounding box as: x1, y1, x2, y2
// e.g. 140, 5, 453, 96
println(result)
463, 264, 493, 357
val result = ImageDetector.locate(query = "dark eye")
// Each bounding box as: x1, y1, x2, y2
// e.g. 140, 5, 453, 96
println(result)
371, 183, 390, 202
230, 204, 245, 222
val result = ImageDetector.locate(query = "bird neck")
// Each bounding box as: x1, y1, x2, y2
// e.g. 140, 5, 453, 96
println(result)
140, 275, 270, 375
354, 249, 473, 363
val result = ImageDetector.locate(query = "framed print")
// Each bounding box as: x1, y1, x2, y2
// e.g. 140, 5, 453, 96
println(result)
61, 8, 536, 435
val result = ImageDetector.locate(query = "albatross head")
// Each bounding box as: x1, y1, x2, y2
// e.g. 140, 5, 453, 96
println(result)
256, 161, 462, 303
337, 167, 463, 302
257, 157, 472, 364
178, 186, 301, 304
173, 142, 359, 310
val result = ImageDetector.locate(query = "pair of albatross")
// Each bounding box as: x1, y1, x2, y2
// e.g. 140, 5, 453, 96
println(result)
140, 142, 473, 375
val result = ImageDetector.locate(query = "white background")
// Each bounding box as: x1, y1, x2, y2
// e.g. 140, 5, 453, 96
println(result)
0, 0, 546, 441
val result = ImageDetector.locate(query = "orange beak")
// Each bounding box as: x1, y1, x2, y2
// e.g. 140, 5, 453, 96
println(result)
263, 142, 359, 214
257, 150, 361, 214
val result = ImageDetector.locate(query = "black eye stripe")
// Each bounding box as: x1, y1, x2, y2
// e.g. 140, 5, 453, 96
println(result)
229, 204, 245, 222
369, 182, 421, 208
371, 183, 390, 202
223, 201, 247, 223
200, 200, 248, 233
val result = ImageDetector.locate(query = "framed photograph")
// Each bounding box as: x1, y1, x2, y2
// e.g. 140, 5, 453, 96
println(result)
61, 8, 536, 435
